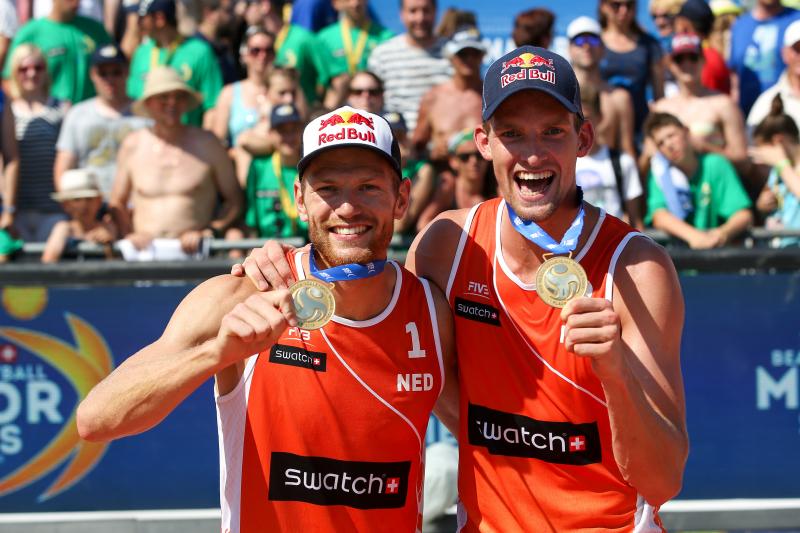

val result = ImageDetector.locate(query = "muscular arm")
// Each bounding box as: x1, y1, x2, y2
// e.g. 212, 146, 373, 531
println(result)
564, 238, 688, 505
77, 276, 256, 442
430, 280, 458, 436
205, 133, 244, 232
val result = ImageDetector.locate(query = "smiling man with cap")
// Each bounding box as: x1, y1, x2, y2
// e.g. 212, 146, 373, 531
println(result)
78, 105, 457, 532
234, 45, 689, 531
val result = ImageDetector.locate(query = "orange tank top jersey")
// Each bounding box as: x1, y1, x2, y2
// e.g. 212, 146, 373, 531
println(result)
447, 198, 664, 533
216, 250, 444, 533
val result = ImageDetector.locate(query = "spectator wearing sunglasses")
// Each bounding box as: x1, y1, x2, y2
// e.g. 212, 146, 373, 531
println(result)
54, 44, 150, 201
649, 33, 747, 166
674, 0, 731, 95
598, 0, 665, 143
568, 16, 636, 158
345, 70, 384, 113
649, 0, 683, 50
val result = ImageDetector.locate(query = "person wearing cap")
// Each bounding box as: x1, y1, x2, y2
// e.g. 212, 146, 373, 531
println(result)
3, 0, 111, 104
42, 168, 118, 262
54, 43, 150, 200
312, 0, 393, 110
110, 66, 242, 255
747, 19, 800, 131
729, 0, 800, 115
649, 32, 747, 165
127, 0, 223, 127
235, 45, 689, 531
567, 15, 636, 157
674, 0, 732, 95
243, 103, 308, 238
77, 104, 457, 532
412, 25, 484, 163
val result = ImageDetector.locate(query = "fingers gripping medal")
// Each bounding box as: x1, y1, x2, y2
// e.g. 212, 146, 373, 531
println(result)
294, 245, 388, 330
535, 253, 589, 308
290, 279, 335, 330
507, 187, 590, 308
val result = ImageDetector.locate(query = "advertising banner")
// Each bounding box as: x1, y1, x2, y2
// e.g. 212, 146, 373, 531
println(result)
0, 274, 798, 511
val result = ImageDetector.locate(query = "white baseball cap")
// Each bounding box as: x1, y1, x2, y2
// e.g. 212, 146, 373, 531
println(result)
298, 106, 402, 178
785, 19, 800, 48
567, 16, 602, 40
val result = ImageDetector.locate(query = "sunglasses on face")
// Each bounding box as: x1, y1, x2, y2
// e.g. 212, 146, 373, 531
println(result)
248, 46, 274, 57
571, 35, 602, 47
608, 0, 635, 12
456, 152, 481, 162
349, 87, 381, 96
18, 64, 45, 74
673, 53, 700, 64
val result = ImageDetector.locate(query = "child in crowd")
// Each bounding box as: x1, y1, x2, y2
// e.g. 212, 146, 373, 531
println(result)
41, 169, 118, 263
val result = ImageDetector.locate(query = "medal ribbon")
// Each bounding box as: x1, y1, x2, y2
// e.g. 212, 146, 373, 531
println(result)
275, 24, 289, 53
505, 187, 585, 254
341, 17, 370, 74
149, 36, 184, 70
272, 152, 298, 230
308, 245, 387, 282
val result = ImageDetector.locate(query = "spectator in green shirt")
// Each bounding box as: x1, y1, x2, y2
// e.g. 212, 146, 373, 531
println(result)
3, 0, 111, 104
313, 0, 393, 110
127, 0, 223, 127
245, 102, 307, 238
644, 112, 753, 248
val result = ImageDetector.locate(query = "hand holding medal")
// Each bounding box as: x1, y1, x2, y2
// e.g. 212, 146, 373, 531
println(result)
289, 246, 388, 330
507, 188, 590, 308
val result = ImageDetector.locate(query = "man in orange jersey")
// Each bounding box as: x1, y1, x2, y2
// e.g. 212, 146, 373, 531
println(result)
234, 46, 689, 532
77, 106, 457, 533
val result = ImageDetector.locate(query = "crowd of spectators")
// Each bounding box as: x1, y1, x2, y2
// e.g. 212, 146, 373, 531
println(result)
0, 0, 798, 263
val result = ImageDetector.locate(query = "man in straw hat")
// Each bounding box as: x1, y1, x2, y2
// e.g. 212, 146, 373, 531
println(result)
78, 105, 457, 532
109, 65, 242, 256
237, 45, 689, 531
42, 168, 118, 262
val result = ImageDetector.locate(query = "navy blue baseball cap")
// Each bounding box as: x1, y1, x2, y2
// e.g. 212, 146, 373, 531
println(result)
482, 46, 583, 122
138, 0, 176, 18
270, 103, 302, 127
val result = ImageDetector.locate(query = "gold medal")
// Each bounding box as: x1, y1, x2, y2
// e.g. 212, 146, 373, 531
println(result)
289, 279, 336, 330
535, 255, 589, 308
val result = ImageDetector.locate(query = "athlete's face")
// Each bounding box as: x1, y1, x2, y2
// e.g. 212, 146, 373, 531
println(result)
297, 148, 410, 266
475, 90, 593, 224
476, 91, 594, 222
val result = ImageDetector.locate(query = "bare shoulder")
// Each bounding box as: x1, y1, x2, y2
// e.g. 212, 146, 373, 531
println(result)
121, 128, 147, 149
160, 274, 258, 346
407, 207, 471, 292
613, 235, 683, 318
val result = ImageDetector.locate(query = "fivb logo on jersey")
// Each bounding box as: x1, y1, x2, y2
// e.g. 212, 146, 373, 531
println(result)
269, 452, 410, 509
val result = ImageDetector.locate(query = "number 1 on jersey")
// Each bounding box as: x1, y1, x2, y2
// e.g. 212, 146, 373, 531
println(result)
405, 322, 426, 358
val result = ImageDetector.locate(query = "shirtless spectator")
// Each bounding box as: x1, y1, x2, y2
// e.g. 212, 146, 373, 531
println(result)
649, 33, 747, 166
567, 16, 636, 157
54, 43, 149, 200
110, 66, 242, 257
367, 0, 451, 132
674, 0, 731, 94
412, 26, 484, 162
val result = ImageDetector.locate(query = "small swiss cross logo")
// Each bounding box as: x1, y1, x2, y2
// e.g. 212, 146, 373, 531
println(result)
385, 477, 400, 494
0, 344, 17, 363
312, 357, 321, 366
569, 435, 586, 452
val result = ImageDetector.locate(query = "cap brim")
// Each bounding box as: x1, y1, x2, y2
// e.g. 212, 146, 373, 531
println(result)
297, 143, 402, 180
482, 85, 582, 121
132, 89, 202, 117
51, 190, 101, 201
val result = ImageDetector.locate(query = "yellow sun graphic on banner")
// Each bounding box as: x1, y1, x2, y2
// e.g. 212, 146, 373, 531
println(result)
0, 313, 113, 500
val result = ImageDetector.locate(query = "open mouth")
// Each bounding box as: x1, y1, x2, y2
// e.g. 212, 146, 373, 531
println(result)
514, 170, 554, 199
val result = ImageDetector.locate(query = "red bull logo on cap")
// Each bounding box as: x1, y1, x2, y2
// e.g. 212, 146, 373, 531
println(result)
501, 52, 555, 73
318, 110, 375, 131
499, 52, 556, 88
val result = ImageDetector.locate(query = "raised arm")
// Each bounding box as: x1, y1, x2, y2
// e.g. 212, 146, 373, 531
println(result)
561, 238, 688, 505
77, 275, 297, 442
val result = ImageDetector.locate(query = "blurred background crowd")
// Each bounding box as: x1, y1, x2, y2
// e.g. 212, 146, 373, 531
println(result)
0, 0, 798, 263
